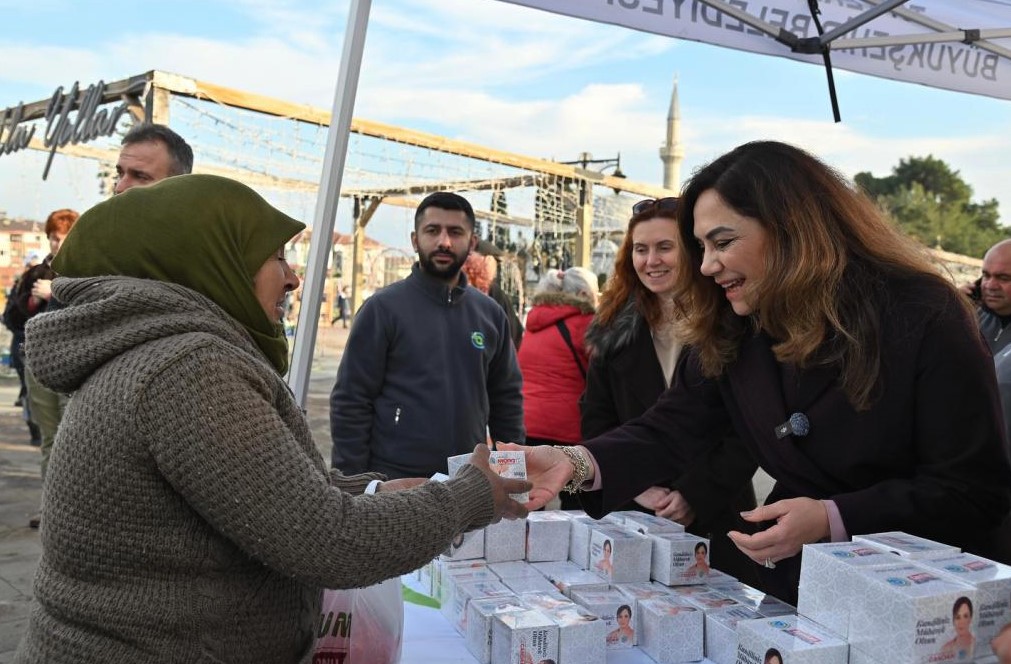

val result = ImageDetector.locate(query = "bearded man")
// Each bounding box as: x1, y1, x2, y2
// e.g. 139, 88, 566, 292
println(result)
329, 192, 525, 478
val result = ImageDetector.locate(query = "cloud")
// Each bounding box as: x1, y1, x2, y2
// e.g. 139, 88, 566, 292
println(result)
1, 0, 1008, 232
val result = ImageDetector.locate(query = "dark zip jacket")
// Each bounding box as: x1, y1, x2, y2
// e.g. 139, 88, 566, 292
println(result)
330, 263, 525, 478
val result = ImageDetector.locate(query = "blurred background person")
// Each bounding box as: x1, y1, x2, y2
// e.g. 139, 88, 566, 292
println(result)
3, 252, 43, 447
516, 266, 597, 508
476, 239, 524, 349
15, 209, 79, 529
332, 285, 352, 329
580, 198, 757, 583
462, 251, 494, 295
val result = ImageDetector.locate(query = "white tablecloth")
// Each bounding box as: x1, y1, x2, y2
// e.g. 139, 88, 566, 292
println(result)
399, 590, 714, 664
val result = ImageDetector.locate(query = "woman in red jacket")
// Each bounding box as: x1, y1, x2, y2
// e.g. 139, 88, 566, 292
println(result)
517, 267, 598, 474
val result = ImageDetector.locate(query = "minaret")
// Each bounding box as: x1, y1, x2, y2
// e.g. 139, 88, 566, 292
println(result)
659, 77, 685, 191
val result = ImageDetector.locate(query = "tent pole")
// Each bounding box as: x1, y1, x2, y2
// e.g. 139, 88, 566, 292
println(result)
287, 0, 372, 407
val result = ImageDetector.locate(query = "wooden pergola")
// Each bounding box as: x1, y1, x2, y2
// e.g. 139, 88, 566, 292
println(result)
5, 69, 677, 315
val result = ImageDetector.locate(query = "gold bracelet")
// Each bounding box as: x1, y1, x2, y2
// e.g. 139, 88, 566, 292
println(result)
554, 445, 590, 494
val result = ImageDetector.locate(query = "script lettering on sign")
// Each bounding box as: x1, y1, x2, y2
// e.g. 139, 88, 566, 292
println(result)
42, 81, 131, 179
0, 103, 35, 157
0, 79, 137, 180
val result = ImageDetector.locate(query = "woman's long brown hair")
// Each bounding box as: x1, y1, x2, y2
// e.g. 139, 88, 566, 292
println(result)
673, 141, 962, 410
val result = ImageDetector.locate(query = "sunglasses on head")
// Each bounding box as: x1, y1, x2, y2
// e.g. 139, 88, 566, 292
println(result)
632, 197, 678, 216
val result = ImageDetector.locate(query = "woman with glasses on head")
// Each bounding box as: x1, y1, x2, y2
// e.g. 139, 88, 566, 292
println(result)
580, 196, 758, 584
506, 140, 1011, 603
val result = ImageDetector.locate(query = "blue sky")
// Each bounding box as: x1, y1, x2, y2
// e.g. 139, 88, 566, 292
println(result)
2, 0, 1009, 252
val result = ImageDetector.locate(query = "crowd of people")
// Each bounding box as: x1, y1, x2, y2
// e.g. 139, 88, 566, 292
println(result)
8, 131, 1011, 663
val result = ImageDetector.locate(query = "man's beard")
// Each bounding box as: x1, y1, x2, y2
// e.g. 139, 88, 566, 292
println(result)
418, 247, 468, 281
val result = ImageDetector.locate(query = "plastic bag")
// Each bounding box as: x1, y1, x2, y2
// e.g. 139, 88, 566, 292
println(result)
312, 577, 404, 664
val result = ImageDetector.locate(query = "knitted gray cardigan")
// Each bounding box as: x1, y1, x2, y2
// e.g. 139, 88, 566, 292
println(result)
16, 276, 495, 664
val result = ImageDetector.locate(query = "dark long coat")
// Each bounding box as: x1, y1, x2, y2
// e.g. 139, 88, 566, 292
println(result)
579, 301, 760, 587
579, 276, 1011, 603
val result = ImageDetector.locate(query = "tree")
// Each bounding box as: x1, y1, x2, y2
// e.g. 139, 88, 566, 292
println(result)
855, 156, 1008, 257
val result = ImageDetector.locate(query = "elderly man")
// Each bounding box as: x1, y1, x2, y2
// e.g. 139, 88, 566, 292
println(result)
969, 239, 1011, 355
114, 123, 193, 194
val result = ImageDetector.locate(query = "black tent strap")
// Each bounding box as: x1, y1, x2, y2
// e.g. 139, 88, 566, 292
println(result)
803, 0, 842, 123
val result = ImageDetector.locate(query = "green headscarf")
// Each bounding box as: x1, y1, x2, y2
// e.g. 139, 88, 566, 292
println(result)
53, 174, 306, 374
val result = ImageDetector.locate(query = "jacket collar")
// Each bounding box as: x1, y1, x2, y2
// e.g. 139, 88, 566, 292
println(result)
585, 298, 641, 359
409, 261, 469, 305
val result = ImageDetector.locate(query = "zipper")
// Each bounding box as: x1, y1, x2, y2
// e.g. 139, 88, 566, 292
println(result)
394, 406, 401, 425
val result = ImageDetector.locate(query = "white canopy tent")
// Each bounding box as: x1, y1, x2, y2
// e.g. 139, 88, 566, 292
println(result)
287, 0, 1011, 404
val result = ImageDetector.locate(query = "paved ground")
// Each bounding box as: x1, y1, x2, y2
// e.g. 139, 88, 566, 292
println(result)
0, 322, 773, 661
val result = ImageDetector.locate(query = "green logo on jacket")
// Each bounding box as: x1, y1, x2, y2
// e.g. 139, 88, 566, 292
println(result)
470, 332, 486, 349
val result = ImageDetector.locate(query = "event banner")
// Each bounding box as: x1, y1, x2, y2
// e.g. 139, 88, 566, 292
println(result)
495, 0, 1011, 101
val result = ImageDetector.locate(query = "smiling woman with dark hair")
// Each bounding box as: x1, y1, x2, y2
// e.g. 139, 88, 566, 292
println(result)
507, 140, 1011, 604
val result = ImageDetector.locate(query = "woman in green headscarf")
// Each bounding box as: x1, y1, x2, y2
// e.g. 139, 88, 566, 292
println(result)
16, 174, 529, 664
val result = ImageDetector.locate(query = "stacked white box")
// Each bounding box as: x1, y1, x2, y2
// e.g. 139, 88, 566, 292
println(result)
448, 450, 529, 502
638, 595, 705, 663
525, 511, 571, 562
570, 588, 638, 649
797, 541, 895, 637
916, 552, 1011, 662
491, 609, 559, 664
736, 615, 848, 664
649, 532, 712, 585
705, 605, 762, 664
667, 584, 719, 599
441, 528, 485, 560
488, 560, 536, 579
589, 525, 651, 583
438, 565, 497, 606
682, 589, 743, 613
466, 596, 530, 664
502, 574, 565, 597
851, 531, 960, 559
615, 581, 674, 635
442, 578, 515, 634
429, 558, 470, 598
567, 515, 596, 569
610, 510, 685, 536
531, 561, 609, 599
519, 591, 577, 614
485, 518, 527, 563
702, 568, 739, 586
430, 557, 485, 594
846, 561, 977, 664
541, 603, 608, 664
716, 582, 795, 618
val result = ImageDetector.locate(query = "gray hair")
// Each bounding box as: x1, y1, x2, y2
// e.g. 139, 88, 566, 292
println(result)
535, 266, 598, 301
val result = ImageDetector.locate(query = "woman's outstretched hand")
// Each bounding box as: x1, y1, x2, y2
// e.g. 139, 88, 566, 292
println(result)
496, 442, 574, 511
468, 444, 531, 522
